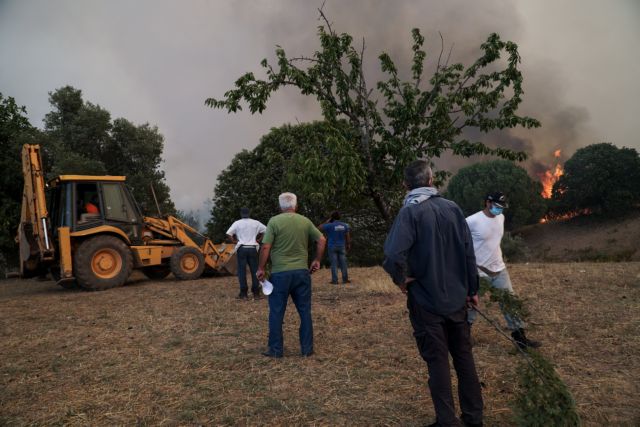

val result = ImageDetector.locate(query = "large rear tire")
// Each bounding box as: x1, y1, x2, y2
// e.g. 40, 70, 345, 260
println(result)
170, 246, 205, 280
74, 235, 133, 291
142, 265, 171, 280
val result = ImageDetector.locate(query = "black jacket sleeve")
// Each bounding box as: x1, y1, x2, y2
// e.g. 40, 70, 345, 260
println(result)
383, 207, 415, 285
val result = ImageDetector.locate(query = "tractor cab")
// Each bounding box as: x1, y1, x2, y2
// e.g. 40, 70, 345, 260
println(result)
48, 175, 144, 245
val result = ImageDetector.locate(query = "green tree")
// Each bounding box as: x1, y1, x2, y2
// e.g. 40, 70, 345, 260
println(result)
207, 121, 384, 264
206, 10, 540, 225
44, 86, 111, 175
0, 94, 40, 271
43, 86, 175, 215
445, 160, 546, 229
551, 142, 640, 216
207, 121, 361, 237
106, 118, 175, 215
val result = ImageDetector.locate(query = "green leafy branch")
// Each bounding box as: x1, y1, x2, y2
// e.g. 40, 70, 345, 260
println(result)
476, 278, 580, 426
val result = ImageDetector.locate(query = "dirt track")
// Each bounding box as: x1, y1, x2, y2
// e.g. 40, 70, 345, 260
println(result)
1, 263, 639, 426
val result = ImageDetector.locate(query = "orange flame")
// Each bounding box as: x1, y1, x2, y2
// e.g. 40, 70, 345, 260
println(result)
540, 208, 592, 223
538, 149, 564, 199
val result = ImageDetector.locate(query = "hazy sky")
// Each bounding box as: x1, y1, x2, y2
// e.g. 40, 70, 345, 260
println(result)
1, 0, 638, 221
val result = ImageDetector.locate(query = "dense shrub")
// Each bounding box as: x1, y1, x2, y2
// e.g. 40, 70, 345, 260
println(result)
501, 232, 530, 262
446, 160, 547, 229
551, 143, 640, 216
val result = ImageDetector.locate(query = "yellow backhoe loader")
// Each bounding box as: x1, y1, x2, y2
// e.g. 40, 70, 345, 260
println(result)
17, 144, 234, 290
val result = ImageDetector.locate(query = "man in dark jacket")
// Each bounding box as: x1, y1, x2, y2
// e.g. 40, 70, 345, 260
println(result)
383, 160, 483, 427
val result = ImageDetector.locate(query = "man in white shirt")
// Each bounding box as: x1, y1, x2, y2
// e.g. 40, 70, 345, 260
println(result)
466, 192, 540, 349
226, 207, 267, 300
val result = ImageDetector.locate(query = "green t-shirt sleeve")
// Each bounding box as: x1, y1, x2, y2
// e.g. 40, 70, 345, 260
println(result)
308, 219, 323, 242
262, 220, 276, 244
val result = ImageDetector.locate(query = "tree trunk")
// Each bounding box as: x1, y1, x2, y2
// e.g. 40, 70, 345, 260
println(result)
369, 187, 393, 226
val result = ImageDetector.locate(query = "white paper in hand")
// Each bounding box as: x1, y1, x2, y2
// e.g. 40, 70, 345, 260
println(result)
261, 279, 273, 295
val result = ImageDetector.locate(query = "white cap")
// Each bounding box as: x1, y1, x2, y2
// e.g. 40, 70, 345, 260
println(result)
261, 280, 273, 295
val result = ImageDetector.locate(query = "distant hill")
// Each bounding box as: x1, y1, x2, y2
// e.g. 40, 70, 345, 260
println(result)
515, 212, 640, 262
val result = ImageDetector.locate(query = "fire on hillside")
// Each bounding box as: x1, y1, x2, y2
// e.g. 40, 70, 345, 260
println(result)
536, 149, 591, 223
538, 149, 564, 199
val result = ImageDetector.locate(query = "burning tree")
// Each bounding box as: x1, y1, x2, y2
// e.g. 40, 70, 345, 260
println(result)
538, 149, 564, 199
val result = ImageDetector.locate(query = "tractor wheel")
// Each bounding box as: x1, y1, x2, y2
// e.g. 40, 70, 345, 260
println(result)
170, 246, 205, 280
51, 267, 77, 289
74, 235, 133, 291
142, 265, 171, 280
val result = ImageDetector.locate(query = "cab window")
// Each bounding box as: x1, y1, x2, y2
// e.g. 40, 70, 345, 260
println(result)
102, 183, 137, 222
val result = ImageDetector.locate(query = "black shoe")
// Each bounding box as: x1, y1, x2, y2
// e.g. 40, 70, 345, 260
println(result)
252, 292, 263, 300
461, 416, 483, 427
237, 293, 248, 300
329, 281, 338, 285
301, 350, 314, 357
343, 279, 351, 284
511, 328, 541, 349
261, 351, 283, 358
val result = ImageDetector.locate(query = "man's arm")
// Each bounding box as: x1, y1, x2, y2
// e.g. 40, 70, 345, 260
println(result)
309, 235, 326, 273
345, 230, 352, 252
382, 208, 415, 287
256, 243, 272, 281
255, 221, 267, 243
225, 222, 237, 244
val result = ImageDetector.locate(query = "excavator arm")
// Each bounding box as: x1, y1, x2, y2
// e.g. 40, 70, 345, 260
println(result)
143, 215, 235, 271
18, 144, 55, 277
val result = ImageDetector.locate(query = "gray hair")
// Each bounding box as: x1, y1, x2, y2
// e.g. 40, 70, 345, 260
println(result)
404, 160, 433, 190
278, 192, 297, 210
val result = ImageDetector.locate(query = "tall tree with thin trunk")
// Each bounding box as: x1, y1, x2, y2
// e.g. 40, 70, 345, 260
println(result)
206, 9, 540, 225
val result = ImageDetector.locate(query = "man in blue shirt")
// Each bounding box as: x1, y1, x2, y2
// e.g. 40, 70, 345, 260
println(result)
318, 211, 351, 285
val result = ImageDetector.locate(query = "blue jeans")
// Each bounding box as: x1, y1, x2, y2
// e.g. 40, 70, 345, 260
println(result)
328, 245, 348, 283
267, 269, 313, 356
468, 268, 525, 330
237, 246, 259, 294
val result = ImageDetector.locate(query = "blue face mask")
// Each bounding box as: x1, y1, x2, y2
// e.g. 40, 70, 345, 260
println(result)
489, 205, 503, 216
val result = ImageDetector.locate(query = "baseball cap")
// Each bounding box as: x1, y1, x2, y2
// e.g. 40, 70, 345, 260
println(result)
486, 192, 508, 208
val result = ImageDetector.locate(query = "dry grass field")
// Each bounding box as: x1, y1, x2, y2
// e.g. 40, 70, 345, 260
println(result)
1, 262, 639, 426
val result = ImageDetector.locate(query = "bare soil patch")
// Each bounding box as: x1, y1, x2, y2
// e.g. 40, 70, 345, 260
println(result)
1, 263, 639, 426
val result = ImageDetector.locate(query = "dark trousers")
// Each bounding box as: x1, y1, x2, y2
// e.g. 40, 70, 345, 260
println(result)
237, 246, 259, 294
267, 269, 313, 356
328, 245, 349, 283
407, 296, 483, 427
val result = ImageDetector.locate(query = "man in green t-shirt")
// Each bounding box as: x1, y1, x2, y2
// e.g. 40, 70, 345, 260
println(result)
257, 192, 326, 358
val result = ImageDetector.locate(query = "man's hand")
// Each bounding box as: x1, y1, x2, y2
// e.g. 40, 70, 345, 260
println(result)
309, 260, 320, 274
467, 294, 479, 309
398, 277, 415, 294
257, 268, 265, 282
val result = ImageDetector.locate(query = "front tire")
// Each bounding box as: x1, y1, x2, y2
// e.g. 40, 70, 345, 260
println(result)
74, 235, 133, 291
170, 246, 205, 280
